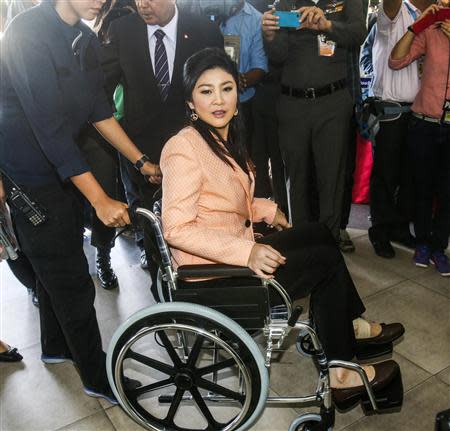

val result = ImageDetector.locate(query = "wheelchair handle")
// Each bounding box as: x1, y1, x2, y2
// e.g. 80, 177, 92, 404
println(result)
287, 306, 303, 327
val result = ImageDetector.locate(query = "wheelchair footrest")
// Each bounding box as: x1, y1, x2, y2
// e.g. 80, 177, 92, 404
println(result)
361, 369, 403, 414
355, 341, 393, 361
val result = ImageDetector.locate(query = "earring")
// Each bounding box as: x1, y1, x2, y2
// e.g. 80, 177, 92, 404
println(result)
234, 109, 239, 117
190, 111, 199, 121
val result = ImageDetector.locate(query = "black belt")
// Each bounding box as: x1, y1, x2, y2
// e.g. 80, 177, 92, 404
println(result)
281, 79, 347, 99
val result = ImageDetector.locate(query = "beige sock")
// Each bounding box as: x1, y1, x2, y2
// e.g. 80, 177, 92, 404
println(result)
353, 318, 372, 339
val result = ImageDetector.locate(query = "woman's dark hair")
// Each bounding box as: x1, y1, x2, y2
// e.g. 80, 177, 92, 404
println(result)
183, 47, 250, 175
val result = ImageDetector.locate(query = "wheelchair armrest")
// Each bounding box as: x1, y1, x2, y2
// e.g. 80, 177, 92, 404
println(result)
177, 264, 254, 279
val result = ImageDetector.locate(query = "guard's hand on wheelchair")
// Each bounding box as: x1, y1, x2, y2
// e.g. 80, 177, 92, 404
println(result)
247, 243, 286, 278
94, 197, 130, 228
271, 207, 291, 231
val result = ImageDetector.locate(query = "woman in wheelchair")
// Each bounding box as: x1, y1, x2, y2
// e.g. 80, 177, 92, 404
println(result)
160, 48, 404, 410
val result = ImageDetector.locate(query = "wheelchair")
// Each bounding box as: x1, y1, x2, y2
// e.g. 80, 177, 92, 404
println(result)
106, 205, 404, 431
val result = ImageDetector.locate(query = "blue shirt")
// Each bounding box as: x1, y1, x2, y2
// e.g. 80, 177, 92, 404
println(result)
220, 2, 268, 103
0, 1, 112, 187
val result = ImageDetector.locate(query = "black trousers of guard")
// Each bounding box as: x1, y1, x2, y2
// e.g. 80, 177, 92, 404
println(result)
8, 182, 109, 392
278, 89, 353, 241
187, 223, 365, 361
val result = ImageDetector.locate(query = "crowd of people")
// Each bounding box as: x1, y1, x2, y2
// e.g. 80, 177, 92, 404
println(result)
0, 0, 449, 417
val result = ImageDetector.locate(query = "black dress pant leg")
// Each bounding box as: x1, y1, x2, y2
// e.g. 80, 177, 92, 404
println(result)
258, 223, 365, 361
78, 131, 119, 249
10, 183, 109, 392
370, 113, 413, 234
6, 250, 37, 291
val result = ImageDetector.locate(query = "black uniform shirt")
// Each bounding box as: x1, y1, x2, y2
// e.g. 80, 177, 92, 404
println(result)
0, 0, 112, 187
265, 0, 367, 89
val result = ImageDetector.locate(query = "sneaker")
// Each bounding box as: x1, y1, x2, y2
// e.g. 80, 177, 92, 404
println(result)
83, 386, 118, 405
430, 251, 450, 277
339, 229, 355, 253
413, 245, 431, 268
41, 354, 73, 364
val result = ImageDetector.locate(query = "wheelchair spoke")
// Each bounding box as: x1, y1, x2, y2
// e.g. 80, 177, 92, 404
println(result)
196, 378, 245, 404
165, 387, 185, 424
126, 349, 175, 376
129, 377, 174, 398
196, 358, 236, 377
187, 335, 205, 368
158, 330, 184, 367
190, 386, 224, 430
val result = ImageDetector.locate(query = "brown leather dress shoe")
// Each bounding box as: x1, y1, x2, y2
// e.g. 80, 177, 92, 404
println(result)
356, 323, 405, 346
332, 360, 399, 411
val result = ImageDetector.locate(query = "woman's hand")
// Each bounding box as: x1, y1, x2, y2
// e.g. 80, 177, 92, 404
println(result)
271, 208, 292, 231
262, 8, 280, 42
247, 243, 286, 279
416, 3, 441, 22
93, 196, 130, 228
299, 6, 332, 32
441, 19, 450, 40
140, 161, 162, 184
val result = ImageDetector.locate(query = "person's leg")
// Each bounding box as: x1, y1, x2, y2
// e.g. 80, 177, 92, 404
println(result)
339, 109, 357, 252
258, 224, 365, 361
408, 118, 435, 250
10, 183, 110, 392
430, 124, 450, 254
78, 130, 119, 290
278, 96, 312, 226
369, 114, 412, 256
311, 90, 353, 241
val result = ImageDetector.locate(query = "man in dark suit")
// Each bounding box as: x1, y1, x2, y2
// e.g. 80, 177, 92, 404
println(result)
102, 0, 223, 298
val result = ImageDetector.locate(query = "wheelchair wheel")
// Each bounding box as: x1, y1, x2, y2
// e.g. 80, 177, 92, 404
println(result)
296, 330, 316, 358
107, 302, 269, 431
156, 268, 168, 303
289, 413, 331, 431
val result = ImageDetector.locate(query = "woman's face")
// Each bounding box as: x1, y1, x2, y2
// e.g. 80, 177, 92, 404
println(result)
68, 0, 107, 21
188, 67, 238, 140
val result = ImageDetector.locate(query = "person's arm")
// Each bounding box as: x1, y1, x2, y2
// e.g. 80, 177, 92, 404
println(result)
94, 117, 162, 183
240, 18, 268, 89
360, 24, 377, 75
298, 0, 367, 47
3, 30, 129, 227
389, 28, 426, 68
262, 8, 289, 64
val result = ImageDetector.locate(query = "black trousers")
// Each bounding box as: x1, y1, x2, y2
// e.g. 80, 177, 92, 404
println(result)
408, 118, 450, 252
252, 82, 288, 214
78, 130, 119, 249
186, 223, 365, 361
278, 89, 353, 240
8, 182, 109, 392
370, 113, 414, 233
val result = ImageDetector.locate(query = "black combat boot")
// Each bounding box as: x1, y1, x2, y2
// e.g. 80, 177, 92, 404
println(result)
96, 247, 118, 290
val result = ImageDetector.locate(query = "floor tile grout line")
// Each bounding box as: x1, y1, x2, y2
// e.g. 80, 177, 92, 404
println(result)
393, 351, 435, 380
406, 277, 450, 300
359, 279, 408, 302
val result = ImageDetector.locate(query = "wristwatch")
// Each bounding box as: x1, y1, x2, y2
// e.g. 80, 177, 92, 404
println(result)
134, 154, 150, 171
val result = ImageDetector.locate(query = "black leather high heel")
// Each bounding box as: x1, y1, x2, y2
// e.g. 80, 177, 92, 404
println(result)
0, 345, 23, 362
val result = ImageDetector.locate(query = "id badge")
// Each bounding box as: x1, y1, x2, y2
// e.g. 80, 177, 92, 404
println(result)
224, 35, 241, 68
318, 34, 336, 57
443, 99, 450, 123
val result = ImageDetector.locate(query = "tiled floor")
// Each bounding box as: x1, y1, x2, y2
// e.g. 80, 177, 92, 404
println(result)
1, 206, 449, 431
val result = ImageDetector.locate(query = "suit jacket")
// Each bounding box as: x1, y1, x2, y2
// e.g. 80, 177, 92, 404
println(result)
161, 127, 277, 268
101, 11, 224, 164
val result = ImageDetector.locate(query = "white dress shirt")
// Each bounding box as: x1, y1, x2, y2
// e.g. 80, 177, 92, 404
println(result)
371, 1, 421, 102
146, 6, 179, 82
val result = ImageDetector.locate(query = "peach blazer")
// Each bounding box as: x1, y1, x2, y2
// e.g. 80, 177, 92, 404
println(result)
161, 126, 277, 268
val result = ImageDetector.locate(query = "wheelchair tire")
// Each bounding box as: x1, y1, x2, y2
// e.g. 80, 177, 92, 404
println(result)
156, 268, 168, 303
107, 302, 269, 431
289, 413, 332, 431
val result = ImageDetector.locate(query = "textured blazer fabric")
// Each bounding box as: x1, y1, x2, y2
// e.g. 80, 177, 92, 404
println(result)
161, 127, 277, 268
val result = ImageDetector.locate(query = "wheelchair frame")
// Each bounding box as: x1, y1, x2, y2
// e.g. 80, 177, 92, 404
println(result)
106, 207, 385, 431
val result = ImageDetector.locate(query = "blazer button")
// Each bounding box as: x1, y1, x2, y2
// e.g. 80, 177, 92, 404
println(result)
245, 219, 251, 228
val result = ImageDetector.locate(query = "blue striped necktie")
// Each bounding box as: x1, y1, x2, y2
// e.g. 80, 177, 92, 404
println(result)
154, 29, 170, 101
